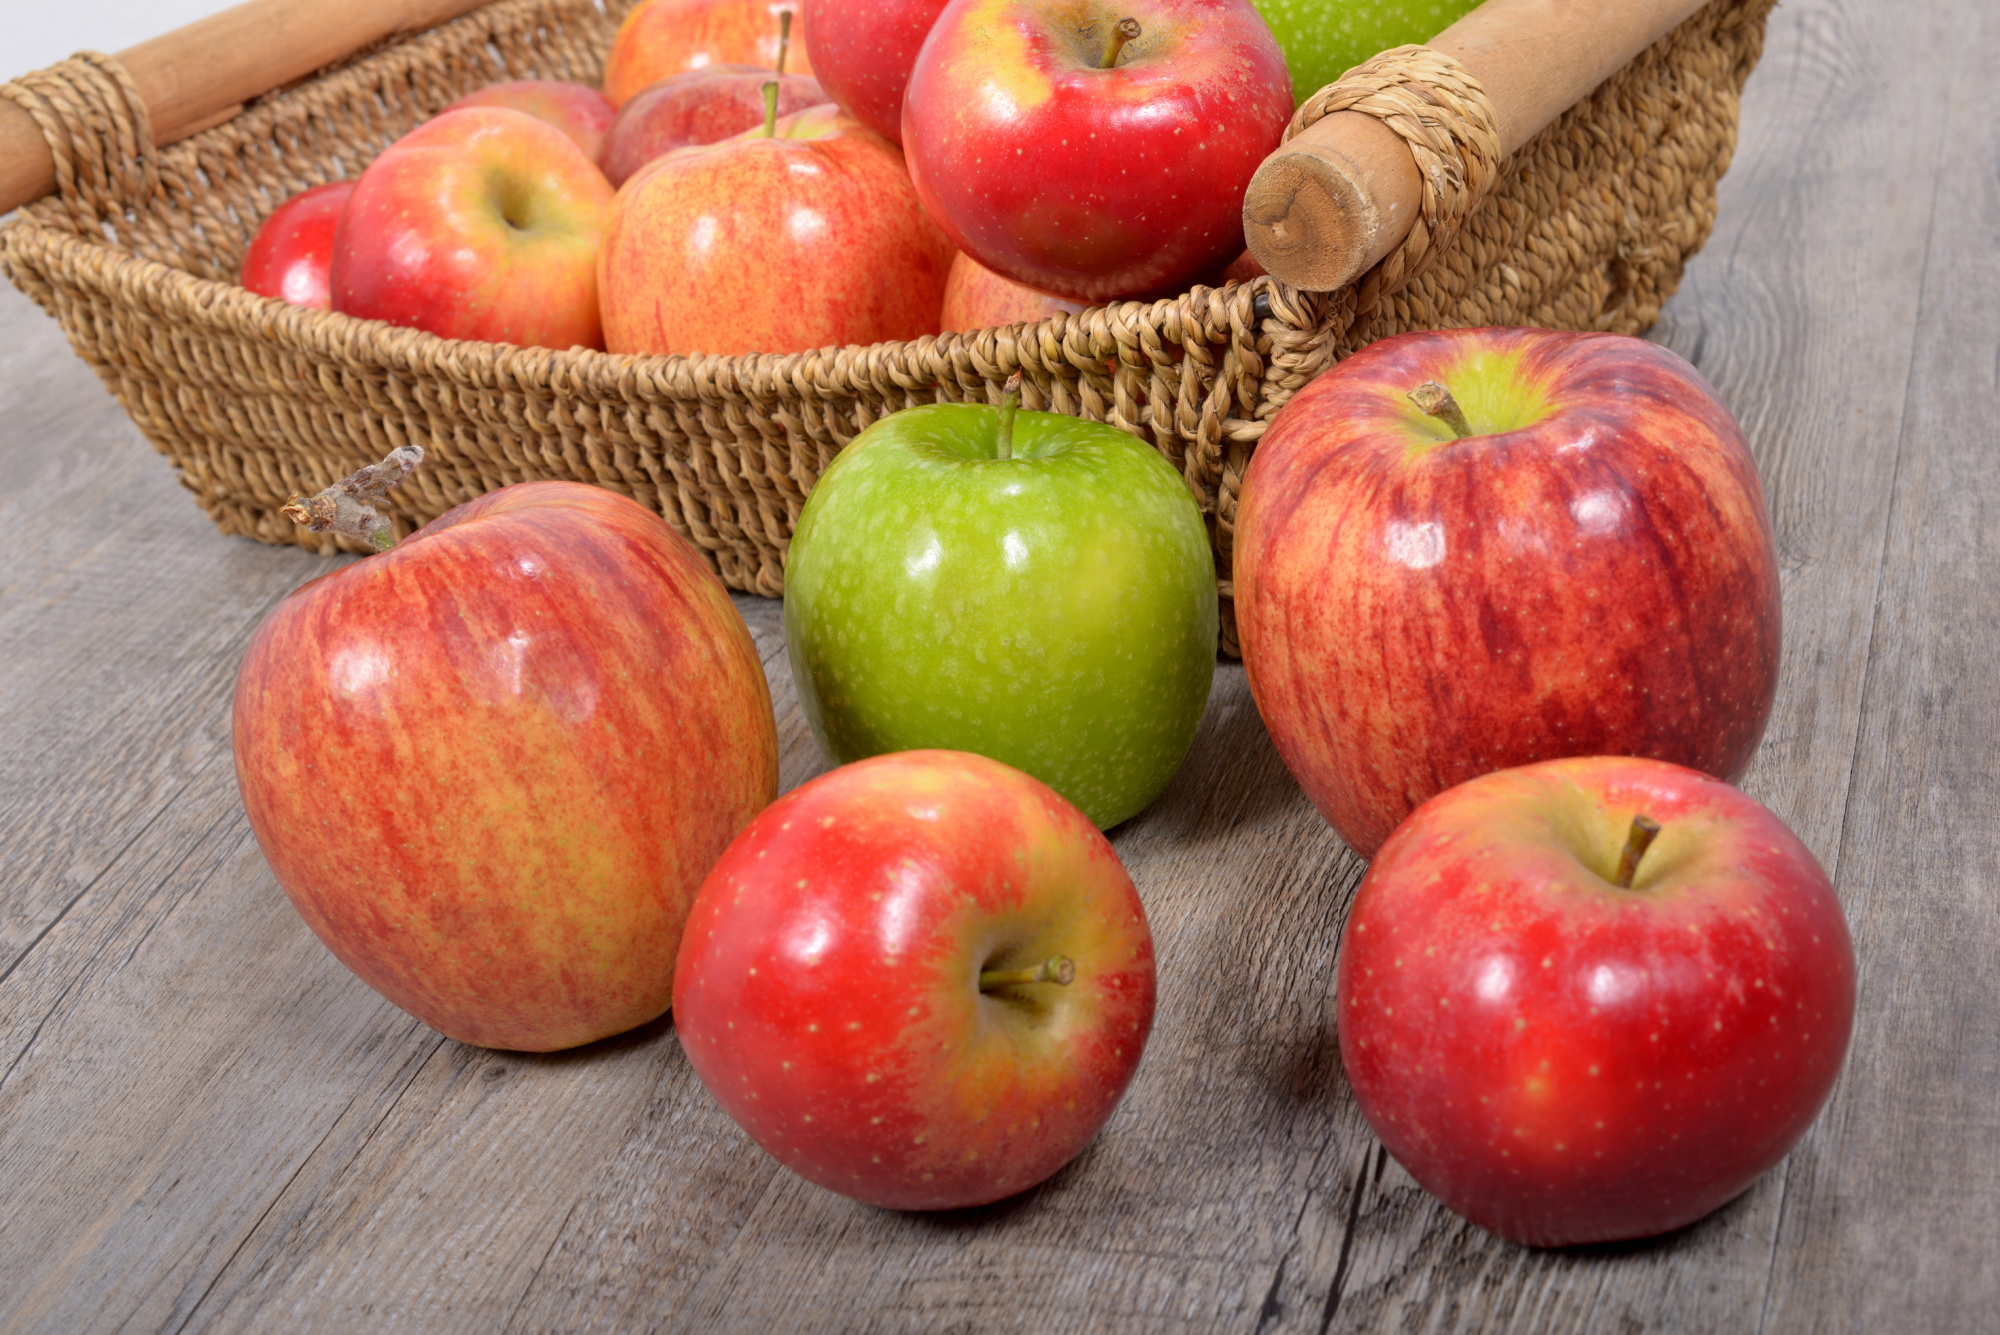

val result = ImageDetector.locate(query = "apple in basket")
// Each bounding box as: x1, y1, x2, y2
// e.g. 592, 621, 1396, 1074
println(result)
940, 251, 1084, 332
233, 479, 779, 1052
240, 180, 354, 309
782, 386, 1217, 830
443, 79, 618, 161
902, 0, 1294, 302
799, 0, 951, 143
1233, 326, 1783, 859
673, 749, 1156, 1210
1337, 756, 1855, 1246
603, 0, 816, 108
599, 101, 954, 357
1250, 0, 1482, 105
331, 107, 614, 349
599, 64, 827, 186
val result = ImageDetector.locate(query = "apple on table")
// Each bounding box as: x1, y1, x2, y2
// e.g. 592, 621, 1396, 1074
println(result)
331, 106, 613, 349
782, 388, 1217, 831
603, 0, 815, 108
599, 103, 954, 357
902, 0, 1293, 302
1234, 326, 1783, 858
240, 179, 353, 309
1337, 755, 1856, 1246
673, 748, 1157, 1210
233, 478, 780, 1052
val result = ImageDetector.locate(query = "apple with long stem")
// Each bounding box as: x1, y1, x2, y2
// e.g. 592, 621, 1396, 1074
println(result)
1337, 755, 1856, 1246
603, 0, 816, 107
598, 62, 826, 185
672, 748, 1156, 1210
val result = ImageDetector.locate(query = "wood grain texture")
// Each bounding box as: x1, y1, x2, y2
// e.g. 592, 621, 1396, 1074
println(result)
1, 0, 1997, 1328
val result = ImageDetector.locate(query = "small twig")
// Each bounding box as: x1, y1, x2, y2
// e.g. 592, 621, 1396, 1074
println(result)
280, 444, 425, 552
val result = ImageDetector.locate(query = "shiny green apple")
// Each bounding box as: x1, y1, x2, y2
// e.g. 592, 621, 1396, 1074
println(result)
1251, 0, 1481, 104
783, 401, 1218, 829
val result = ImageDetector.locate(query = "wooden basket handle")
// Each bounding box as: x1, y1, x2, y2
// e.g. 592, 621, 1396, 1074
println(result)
1244, 0, 1714, 292
0, 0, 496, 216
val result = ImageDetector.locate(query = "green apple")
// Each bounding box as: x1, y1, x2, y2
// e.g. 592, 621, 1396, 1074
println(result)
1251, 0, 1481, 105
783, 399, 1218, 830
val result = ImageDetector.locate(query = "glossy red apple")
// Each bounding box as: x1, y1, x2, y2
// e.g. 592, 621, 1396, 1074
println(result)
902, 0, 1293, 302
239, 180, 354, 309
603, 0, 816, 108
600, 104, 954, 357
800, 0, 949, 143
599, 64, 827, 185
673, 749, 1156, 1210
1235, 327, 1782, 859
1337, 756, 1856, 1247
445, 79, 617, 161
331, 107, 614, 348
233, 481, 779, 1052
939, 250, 1083, 330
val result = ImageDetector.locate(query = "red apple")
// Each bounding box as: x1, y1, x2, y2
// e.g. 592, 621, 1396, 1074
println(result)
233, 481, 779, 1052
939, 249, 1083, 330
599, 64, 827, 186
672, 749, 1156, 1210
800, 0, 948, 143
1337, 756, 1856, 1247
603, 0, 816, 108
600, 104, 954, 357
331, 107, 614, 348
239, 180, 354, 309
445, 79, 617, 162
1235, 327, 1782, 859
902, 0, 1293, 302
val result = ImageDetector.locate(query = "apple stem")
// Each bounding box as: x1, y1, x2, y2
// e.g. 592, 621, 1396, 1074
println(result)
280, 443, 425, 552
995, 372, 1022, 461
1613, 814, 1663, 889
1409, 381, 1474, 439
1100, 17, 1142, 69
762, 80, 780, 137
980, 956, 1076, 991
776, 9, 792, 76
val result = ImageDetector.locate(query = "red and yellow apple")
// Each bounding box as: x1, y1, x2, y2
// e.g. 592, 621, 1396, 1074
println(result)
800, 0, 949, 143
233, 481, 779, 1052
240, 179, 354, 309
939, 250, 1084, 330
902, 0, 1293, 302
444, 79, 617, 162
1235, 327, 1783, 859
599, 104, 954, 357
331, 107, 614, 349
603, 0, 816, 108
599, 64, 827, 185
1338, 756, 1855, 1246
673, 749, 1156, 1210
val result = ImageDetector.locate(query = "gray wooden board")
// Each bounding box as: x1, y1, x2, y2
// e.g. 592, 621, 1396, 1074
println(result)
0, 0, 1995, 1327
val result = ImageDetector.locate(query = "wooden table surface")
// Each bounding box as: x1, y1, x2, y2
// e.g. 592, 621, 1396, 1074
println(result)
3, 1, 1995, 1329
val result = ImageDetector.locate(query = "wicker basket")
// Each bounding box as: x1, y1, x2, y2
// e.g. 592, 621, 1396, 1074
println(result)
0, 0, 1774, 652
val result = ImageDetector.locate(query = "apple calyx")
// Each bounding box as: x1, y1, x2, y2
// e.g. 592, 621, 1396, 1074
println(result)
280, 443, 425, 552
1100, 17, 1142, 70
777, 9, 793, 76
979, 955, 1076, 990
1409, 381, 1474, 439
1612, 814, 1664, 889
996, 372, 1023, 461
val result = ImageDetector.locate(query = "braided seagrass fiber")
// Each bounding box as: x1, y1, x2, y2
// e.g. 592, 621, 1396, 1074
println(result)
0, 0, 1776, 654
1283, 44, 1504, 318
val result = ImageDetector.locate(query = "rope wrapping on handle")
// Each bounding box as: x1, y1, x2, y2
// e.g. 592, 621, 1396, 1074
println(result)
0, 52, 158, 236
1286, 46, 1504, 316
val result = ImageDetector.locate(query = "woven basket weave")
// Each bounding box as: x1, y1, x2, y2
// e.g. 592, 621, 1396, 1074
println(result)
0, 0, 1774, 652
